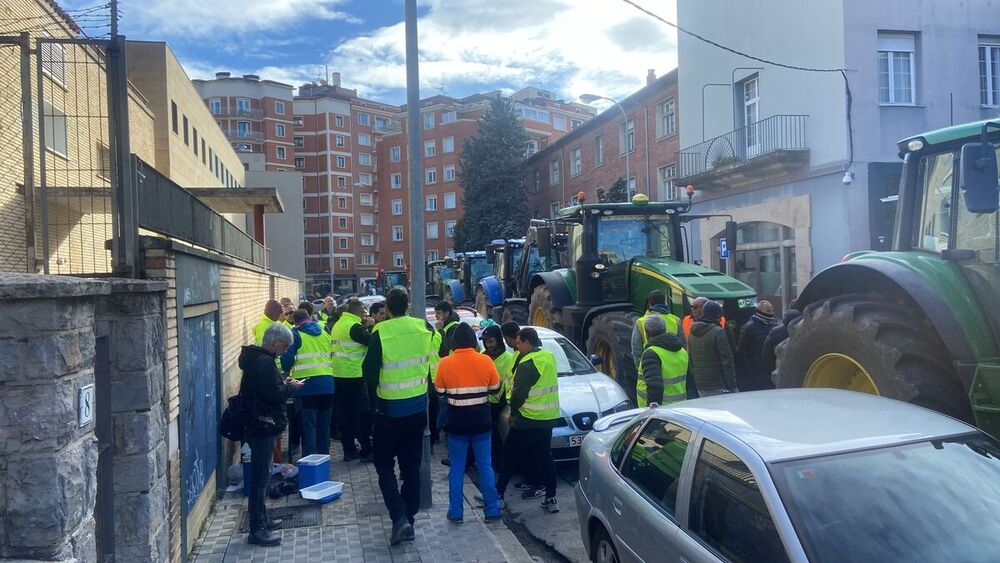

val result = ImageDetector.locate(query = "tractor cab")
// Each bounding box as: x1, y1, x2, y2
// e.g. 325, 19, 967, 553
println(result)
425, 259, 456, 302
377, 270, 409, 296
476, 239, 525, 317
450, 251, 490, 305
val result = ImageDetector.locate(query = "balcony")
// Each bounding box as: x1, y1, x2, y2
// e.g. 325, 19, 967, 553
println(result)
211, 107, 264, 120
224, 129, 264, 143
676, 115, 809, 191
374, 120, 401, 134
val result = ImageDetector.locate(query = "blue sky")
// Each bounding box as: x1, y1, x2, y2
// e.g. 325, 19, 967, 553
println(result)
65, 0, 677, 106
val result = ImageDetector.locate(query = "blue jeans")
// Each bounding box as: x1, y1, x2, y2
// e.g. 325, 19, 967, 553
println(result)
297, 394, 334, 456
447, 431, 500, 519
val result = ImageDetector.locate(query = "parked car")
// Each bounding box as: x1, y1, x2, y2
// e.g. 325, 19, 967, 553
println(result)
576, 388, 1000, 563
498, 326, 630, 461
358, 295, 385, 310
424, 305, 485, 331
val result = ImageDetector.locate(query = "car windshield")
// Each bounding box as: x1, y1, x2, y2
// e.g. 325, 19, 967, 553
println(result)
597, 215, 673, 263
469, 258, 491, 281
540, 336, 594, 376
772, 433, 1000, 562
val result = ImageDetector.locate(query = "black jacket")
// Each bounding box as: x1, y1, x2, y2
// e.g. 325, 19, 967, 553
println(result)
688, 321, 737, 392
438, 312, 462, 357
762, 309, 801, 377
639, 332, 687, 405
238, 345, 296, 435
736, 314, 777, 391
510, 349, 560, 429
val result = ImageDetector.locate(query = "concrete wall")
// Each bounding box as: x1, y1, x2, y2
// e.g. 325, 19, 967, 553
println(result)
246, 170, 306, 282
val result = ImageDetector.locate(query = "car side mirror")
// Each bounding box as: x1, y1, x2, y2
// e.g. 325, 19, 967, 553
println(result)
537, 226, 552, 257
589, 354, 603, 367
961, 141, 999, 214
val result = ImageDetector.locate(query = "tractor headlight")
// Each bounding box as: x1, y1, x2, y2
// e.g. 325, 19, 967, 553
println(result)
590, 272, 601, 279
594, 263, 606, 270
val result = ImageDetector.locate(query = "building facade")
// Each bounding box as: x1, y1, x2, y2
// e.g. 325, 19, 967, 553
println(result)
523, 69, 680, 217
677, 0, 1000, 313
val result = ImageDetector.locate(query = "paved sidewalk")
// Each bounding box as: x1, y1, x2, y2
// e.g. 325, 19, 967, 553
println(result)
191, 441, 533, 563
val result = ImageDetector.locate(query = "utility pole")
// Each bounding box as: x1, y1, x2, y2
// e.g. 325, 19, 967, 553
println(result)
404, 0, 432, 509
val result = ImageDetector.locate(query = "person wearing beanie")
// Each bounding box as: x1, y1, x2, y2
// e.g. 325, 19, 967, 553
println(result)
254, 299, 284, 346
736, 301, 778, 391
687, 300, 737, 396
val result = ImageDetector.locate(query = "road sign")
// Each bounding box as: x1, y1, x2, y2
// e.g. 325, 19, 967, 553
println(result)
719, 237, 730, 259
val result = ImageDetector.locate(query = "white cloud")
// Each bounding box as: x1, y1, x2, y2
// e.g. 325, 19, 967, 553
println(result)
325, 0, 678, 103
126, 0, 359, 37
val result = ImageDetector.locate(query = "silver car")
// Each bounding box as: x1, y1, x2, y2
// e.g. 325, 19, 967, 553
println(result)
498, 327, 630, 461
576, 388, 1000, 562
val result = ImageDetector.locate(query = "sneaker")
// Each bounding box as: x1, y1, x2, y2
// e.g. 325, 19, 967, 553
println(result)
447, 514, 464, 524
484, 512, 502, 523
513, 481, 534, 492
541, 497, 559, 513
390, 519, 415, 545
521, 487, 545, 500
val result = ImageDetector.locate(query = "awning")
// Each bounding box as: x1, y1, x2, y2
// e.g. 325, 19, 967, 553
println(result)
190, 187, 284, 213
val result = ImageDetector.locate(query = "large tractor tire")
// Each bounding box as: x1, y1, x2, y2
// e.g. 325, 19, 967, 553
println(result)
777, 293, 971, 422
502, 302, 528, 325
587, 311, 639, 399
528, 285, 557, 329
475, 288, 490, 318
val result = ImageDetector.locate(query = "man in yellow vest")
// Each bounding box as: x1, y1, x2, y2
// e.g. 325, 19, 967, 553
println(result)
317, 296, 336, 324
480, 324, 515, 470
638, 315, 689, 407
280, 309, 334, 457
331, 298, 375, 462
629, 291, 683, 402
254, 299, 284, 346
496, 328, 561, 513
362, 289, 435, 546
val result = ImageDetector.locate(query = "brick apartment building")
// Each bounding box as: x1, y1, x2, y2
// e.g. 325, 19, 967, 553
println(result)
524, 69, 680, 216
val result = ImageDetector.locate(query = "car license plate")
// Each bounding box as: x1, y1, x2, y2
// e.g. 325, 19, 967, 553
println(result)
565, 435, 585, 447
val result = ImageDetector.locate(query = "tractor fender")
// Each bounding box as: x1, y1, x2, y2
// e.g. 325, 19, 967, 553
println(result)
530, 271, 574, 309
479, 276, 504, 307
447, 279, 465, 303
581, 303, 638, 346
796, 260, 977, 385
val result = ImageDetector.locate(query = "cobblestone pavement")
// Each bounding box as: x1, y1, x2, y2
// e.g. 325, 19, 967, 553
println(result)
191, 440, 533, 563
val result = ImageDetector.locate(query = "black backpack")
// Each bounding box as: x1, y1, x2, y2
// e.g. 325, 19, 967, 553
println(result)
220, 378, 252, 441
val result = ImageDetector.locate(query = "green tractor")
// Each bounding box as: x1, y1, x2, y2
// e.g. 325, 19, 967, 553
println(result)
376, 269, 409, 297
496, 219, 570, 324
778, 119, 1000, 431
525, 193, 758, 385
476, 238, 526, 318
425, 259, 457, 303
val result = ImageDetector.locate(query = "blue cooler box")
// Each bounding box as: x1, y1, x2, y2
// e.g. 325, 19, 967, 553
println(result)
296, 454, 330, 489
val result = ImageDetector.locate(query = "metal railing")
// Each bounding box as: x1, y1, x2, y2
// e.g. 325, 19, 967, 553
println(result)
210, 107, 264, 120
677, 114, 807, 178
135, 157, 268, 268
223, 129, 265, 143
374, 120, 401, 133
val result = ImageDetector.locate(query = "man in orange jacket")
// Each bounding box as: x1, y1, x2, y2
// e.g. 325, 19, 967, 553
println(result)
683, 296, 727, 341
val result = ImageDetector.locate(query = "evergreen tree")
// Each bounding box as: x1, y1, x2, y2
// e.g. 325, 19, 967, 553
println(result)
456, 96, 530, 251
606, 177, 629, 203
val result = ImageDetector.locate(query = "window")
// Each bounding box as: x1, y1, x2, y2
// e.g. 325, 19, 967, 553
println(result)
571, 119, 583, 129
628, 176, 636, 195
393, 252, 404, 267
392, 225, 404, 241
424, 140, 436, 157
359, 153, 371, 166
423, 112, 435, 129
182, 115, 189, 145
338, 217, 348, 229
358, 133, 371, 146
594, 135, 605, 166
360, 193, 373, 206
276, 146, 286, 160
659, 97, 676, 137
877, 33, 916, 105
236, 121, 251, 138
375, 116, 390, 129
621, 118, 635, 153
274, 101, 285, 115
336, 156, 346, 168
236, 98, 250, 112
442, 137, 455, 153
549, 201, 560, 218
295, 157, 305, 169
980, 39, 1000, 106
337, 176, 347, 188
444, 164, 456, 182
441, 110, 457, 124
391, 146, 401, 162
427, 222, 439, 239
445, 220, 457, 238
361, 233, 375, 246
293, 116, 304, 126
391, 173, 402, 189
553, 115, 567, 131
527, 138, 540, 156
428, 250, 439, 261
336, 135, 345, 147
43, 102, 68, 156
294, 136, 304, 148
519, 106, 550, 123
276, 123, 286, 137
570, 146, 583, 176
610, 419, 646, 467
444, 192, 457, 209
426, 168, 437, 184
549, 158, 560, 185
361, 253, 375, 265
171, 101, 178, 134
360, 213, 374, 226
621, 420, 691, 514
689, 440, 788, 562
335, 115, 344, 127
338, 237, 349, 249
357, 113, 370, 126
339, 258, 349, 270
193, 128, 199, 154
659, 164, 678, 201
392, 199, 403, 215
359, 173, 372, 185
209, 98, 221, 114
337, 196, 347, 209
96, 142, 110, 179
201, 139, 206, 163
426, 195, 437, 211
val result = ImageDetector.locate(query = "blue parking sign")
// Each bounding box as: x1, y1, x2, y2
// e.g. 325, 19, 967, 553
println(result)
719, 237, 729, 259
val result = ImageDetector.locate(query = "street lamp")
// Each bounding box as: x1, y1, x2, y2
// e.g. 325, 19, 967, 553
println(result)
580, 94, 631, 198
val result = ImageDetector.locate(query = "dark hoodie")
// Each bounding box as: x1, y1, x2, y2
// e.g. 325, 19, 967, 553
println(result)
238, 345, 295, 434
688, 301, 737, 392
438, 311, 463, 357
280, 320, 335, 396
639, 332, 687, 405
762, 309, 801, 377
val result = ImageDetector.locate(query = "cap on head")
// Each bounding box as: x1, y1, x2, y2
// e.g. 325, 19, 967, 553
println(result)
480, 324, 503, 342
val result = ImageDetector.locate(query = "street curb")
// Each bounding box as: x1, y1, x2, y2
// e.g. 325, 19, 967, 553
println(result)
462, 480, 535, 563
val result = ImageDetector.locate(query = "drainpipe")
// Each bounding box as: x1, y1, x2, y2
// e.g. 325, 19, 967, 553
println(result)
644, 104, 651, 197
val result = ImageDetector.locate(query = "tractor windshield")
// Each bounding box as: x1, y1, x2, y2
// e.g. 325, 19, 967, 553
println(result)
469, 258, 491, 283
597, 215, 673, 263
386, 272, 408, 287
